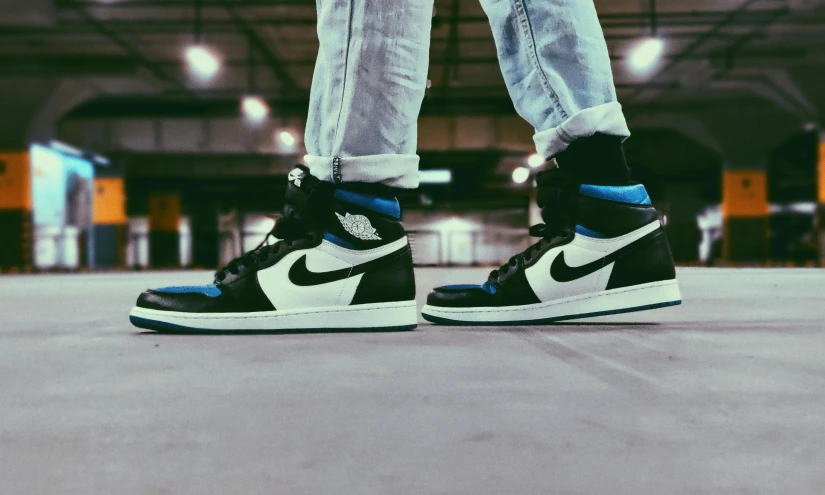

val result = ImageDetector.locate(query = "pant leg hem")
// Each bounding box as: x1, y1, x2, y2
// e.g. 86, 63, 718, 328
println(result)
305, 154, 420, 189
533, 101, 631, 158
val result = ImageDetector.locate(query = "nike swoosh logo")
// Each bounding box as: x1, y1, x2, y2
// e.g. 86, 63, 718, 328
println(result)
288, 246, 408, 287
550, 229, 660, 283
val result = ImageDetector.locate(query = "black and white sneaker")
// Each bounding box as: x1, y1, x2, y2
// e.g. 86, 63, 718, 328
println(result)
421, 168, 682, 325
129, 166, 417, 333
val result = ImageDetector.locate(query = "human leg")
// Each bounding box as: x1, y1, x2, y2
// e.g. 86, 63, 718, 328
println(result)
304, 0, 433, 189
480, 0, 631, 179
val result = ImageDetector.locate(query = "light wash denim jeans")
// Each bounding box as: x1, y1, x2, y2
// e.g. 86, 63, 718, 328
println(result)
304, 0, 630, 189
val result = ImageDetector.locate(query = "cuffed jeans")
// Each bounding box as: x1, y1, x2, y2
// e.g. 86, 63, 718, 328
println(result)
304, 0, 630, 189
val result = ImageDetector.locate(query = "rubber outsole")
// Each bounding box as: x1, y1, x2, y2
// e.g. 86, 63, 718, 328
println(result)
130, 315, 417, 334
129, 300, 419, 334
421, 299, 681, 326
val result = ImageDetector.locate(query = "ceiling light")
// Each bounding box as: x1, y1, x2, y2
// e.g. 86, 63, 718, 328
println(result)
279, 131, 296, 147
527, 153, 544, 168
48, 140, 83, 156
241, 96, 269, 123
512, 167, 530, 184
419, 169, 452, 184
91, 154, 110, 166
628, 37, 664, 74
185, 46, 220, 81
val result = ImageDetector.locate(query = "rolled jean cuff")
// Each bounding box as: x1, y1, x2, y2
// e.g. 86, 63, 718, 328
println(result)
305, 154, 420, 189
533, 102, 631, 158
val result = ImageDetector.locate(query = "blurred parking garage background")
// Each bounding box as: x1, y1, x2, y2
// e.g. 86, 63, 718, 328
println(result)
1, 0, 824, 272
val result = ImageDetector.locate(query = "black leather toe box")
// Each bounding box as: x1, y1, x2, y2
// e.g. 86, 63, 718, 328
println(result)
426, 284, 498, 308
136, 289, 236, 313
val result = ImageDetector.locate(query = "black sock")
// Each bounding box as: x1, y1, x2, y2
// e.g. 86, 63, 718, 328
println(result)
552, 133, 631, 184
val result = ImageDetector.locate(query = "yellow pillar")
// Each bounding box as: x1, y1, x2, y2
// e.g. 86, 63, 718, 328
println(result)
817, 140, 825, 266
0, 152, 33, 272
148, 193, 181, 267
93, 177, 127, 268
722, 170, 769, 263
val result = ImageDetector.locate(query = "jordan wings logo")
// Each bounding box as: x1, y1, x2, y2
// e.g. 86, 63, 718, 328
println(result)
550, 229, 660, 282
288, 168, 305, 187
336, 212, 382, 241
287, 247, 407, 286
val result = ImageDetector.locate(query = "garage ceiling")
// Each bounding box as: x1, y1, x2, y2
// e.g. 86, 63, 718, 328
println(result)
0, 0, 823, 120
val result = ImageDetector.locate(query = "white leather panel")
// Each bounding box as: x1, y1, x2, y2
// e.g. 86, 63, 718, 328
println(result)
257, 237, 409, 310
525, 220, 661, 303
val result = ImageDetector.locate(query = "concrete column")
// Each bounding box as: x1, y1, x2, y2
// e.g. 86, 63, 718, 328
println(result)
691, 102, 801, 264
148, 193, 181, 268
817, 133, 825, 266
92, 171, 127, 269
0, 151, 33, 272
722, 167, 770, 262
190, 200, 220, 269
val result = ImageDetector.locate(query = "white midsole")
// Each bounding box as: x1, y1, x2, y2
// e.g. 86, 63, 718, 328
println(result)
130, 300, 418, 331
421, 279, 681, 323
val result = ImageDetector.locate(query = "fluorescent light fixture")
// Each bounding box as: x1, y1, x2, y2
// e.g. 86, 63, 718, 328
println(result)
92, 154, 110, 166
241, 96, 270, 123
512, 167, 530, 184
628, 37, 664, 74
48, 140, 82, 156
278, 131, 296, 147
185, 45, 220, 81
429, 216, 479, 233
770, 201, 816, 215
527, 153, 544, 168
419, 169, 452, 184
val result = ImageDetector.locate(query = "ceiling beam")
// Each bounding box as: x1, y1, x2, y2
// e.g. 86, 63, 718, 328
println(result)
627, 0, 766, 103
639, 2, 795, 106
62, 84, 684, 119
3, 50, 803, 75
64, 1, 194, 96
0, 25, 775, 42
0, 54, 138, 76
2, 9, 811, 37
217, 0, 299, 94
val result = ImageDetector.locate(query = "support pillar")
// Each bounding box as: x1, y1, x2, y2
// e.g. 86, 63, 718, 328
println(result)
722, 170, 769, 262
0, 152, 33, 272
817, 136, 825, 266
148, 193, 180, 268
92, 176, 127, 268
190, 200, 220, 269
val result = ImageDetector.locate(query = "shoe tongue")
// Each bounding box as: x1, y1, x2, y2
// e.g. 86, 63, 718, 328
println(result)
284, 165, 321, 211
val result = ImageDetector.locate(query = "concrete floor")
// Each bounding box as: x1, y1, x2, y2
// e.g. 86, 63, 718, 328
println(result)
0, 268, 824, 494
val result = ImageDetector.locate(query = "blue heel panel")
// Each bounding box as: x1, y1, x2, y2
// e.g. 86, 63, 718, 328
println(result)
580, 184, 651, 205
333, 189, 401, 218
323, 232, 357, 249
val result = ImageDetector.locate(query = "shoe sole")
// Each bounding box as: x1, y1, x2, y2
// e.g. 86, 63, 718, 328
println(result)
129, 301, 418, 333
421, 279, 681, 326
